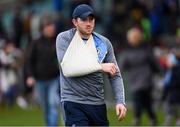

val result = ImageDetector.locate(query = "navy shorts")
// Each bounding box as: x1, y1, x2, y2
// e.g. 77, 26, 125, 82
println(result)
62, 101, 109, 126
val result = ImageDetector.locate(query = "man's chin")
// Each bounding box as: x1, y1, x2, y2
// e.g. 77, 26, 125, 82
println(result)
86, 31, 93, 35
80, 30, 93, 36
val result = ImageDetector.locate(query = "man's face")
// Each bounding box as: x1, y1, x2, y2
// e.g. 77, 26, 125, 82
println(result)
73, 16, 95, 36
43, 24, 56, 38
127, 29, 142, 46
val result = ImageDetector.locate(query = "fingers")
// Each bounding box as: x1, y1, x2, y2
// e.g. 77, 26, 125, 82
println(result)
26, 77, 35, 87
118, 108, 126, 121
110, 63, 118, 76
116, 104, 127, 121
101, 63, 118, 76
116, 106, 120, 116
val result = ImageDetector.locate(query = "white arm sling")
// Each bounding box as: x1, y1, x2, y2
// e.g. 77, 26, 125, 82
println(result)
61, 31, 102, 77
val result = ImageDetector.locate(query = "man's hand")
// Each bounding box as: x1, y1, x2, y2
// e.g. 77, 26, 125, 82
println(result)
116, 104, 127, 121
26, 77, 36, 87
101, 63, 118, 76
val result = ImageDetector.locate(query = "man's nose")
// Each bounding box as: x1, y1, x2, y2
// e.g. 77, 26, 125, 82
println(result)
86, 20, 92, 25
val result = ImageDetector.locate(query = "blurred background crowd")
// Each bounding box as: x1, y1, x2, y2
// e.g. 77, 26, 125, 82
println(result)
0, 0, 180, 126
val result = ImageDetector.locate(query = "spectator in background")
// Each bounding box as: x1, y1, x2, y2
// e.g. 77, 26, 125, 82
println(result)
0, 39, 23, 107
12, 6, 23, 48
162, 49, 180, 126
119, 27, 159, 125
162, 37, 180, 125
26, 14, 60, 126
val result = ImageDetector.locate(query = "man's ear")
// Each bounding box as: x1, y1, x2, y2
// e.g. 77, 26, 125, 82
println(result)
72, 19, 77, 27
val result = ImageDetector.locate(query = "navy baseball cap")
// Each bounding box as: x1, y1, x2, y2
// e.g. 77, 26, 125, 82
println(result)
72, 4, 95, 20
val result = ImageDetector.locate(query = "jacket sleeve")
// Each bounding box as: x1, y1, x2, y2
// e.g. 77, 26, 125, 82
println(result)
147, 45, 161, 73
104, 39, 126, 105
26, 41, 36, 77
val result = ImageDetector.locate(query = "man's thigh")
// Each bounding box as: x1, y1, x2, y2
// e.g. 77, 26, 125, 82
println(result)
62, 101, 89, 126
84, 103, 109, 126
62, 101, 109, 126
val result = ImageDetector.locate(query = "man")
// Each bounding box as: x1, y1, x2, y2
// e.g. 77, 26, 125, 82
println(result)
56, 4, 126, 126
119, 27, 158, 125
26, 15, 60, 126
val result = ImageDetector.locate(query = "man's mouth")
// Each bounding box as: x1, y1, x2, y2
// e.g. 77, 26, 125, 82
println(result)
86, 28, 92, 31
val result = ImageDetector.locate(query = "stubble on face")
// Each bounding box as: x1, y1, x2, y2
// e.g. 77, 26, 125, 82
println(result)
75, 17, 95, 38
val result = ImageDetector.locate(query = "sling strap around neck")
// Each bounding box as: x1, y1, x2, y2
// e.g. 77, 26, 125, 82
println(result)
61, 31, 102, 77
